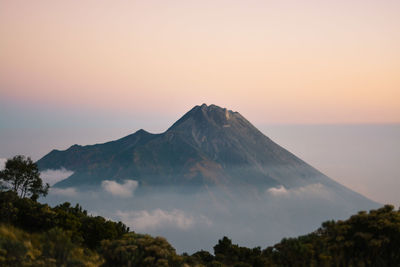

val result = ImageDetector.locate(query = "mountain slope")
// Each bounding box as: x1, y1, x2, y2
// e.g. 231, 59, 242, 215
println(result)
37, 104, 380, 252
37, 104, 375, 206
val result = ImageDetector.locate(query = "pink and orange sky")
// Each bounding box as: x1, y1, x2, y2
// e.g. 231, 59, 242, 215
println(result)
1, 0, 399, 124
0, 0, 400, 205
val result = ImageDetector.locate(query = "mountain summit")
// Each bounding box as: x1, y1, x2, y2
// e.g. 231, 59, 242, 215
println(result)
37, 104, 374, 206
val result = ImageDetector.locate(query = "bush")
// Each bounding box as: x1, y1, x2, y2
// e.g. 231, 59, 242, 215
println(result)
101, 232, 183, 267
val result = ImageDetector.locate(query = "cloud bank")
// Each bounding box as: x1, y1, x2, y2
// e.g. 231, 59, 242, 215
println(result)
40, 168, 74, 186
50, 187, 78, 197
267, 185, 288, 196
116, 209, 211, 231
102, 180, 138, 197
267, 183, 333, 199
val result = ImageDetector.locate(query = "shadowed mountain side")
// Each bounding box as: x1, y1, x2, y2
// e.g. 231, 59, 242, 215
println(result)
37, 104, 377, 207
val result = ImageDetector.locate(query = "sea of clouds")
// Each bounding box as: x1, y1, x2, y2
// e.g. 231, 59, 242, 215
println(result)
1, 160, 377, 253
41, 181, 376, 253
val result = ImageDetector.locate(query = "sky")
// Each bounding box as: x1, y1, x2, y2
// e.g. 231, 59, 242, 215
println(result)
0, 1, 399, 204
1, 0, 399, 125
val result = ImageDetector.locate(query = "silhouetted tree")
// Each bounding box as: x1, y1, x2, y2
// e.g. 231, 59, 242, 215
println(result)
0, 155, 49, 199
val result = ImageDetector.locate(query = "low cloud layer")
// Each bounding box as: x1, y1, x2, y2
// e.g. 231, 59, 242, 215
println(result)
41, 184, 377, 253
40, 168, 74, 186
116, 209, 211, 231
267, 183, 333, 199
50, 187, 78, 197
102, 180, 138, 197
267, 185, 288, 196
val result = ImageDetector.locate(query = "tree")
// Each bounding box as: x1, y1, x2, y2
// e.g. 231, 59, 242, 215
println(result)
101, 233, 182, 267
0, 155, 49, 199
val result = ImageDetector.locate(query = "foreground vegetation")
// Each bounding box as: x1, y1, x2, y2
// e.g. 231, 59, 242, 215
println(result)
1, 190, 399, 266
1, 156, 400, 266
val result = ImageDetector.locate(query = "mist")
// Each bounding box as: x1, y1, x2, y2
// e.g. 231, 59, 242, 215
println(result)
42, 181, 378, 254
1, 124, 398, 204
260, 124, 400, 206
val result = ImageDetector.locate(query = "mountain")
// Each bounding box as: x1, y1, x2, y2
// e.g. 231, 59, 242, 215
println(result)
37, 104, 379, 252
38, 104, 374, 203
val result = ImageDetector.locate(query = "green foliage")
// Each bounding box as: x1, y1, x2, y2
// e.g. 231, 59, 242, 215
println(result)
189, 205, 400, 267
0, 224, 102, 266
2, 188, 399, 267
0, 191, 128, 250
0, 190, 129, 266
101, 232, 183, 267
81, 216, 129, 250
190, 250, 214, 265
215, 237, 270, 266
0, 155, 49, 199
